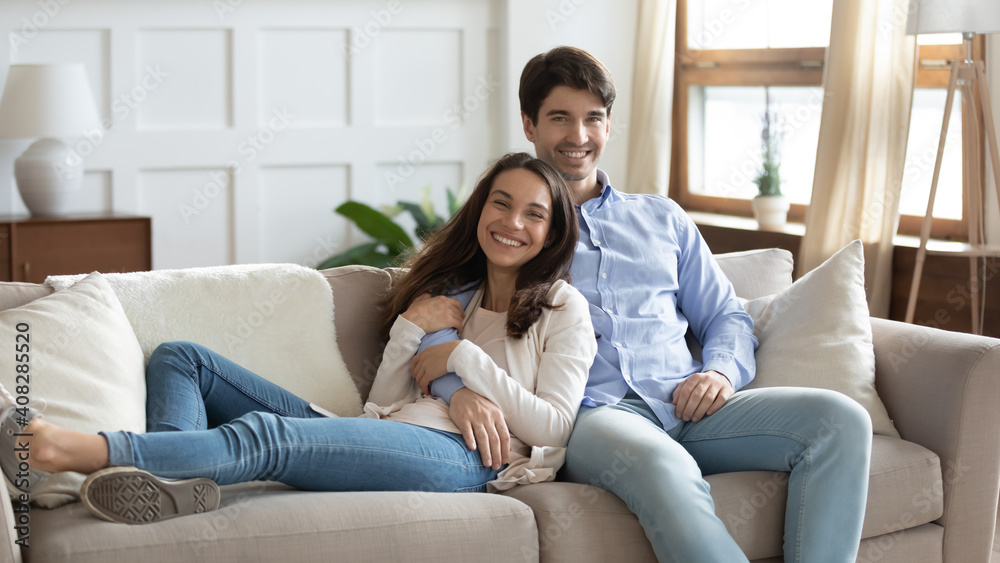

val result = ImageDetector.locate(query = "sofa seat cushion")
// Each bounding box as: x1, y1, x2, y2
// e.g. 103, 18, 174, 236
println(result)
711, 435, 942, 559
501, 481, 657, 563
27, 483, 537, 563
505, 436, 942, 562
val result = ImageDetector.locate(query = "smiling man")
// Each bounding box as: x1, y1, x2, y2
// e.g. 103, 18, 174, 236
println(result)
468, 46, 870, 563
433, 46, 872, 563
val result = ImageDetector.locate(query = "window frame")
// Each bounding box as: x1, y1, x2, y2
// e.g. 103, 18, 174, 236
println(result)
670, 0, 984, 241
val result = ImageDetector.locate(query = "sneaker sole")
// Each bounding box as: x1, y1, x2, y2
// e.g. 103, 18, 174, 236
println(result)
80, 467, 220, 525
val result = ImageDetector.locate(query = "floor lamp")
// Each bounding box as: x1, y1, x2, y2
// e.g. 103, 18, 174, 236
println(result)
904, 1, 1000, 335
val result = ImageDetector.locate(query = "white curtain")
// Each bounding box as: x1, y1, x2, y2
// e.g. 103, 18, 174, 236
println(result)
798, 0, 917, 317
625, 0, 677, 195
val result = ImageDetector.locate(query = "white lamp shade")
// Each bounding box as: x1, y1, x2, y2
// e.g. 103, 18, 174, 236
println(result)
0, 63, 101, 139
906, 0, 1000, 35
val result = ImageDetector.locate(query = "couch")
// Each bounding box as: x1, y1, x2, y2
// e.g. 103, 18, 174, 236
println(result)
0, 247, 998, 563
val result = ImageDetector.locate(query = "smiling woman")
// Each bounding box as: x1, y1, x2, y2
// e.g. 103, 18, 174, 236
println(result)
4, 152, 597, 526
476, 168, 554, 291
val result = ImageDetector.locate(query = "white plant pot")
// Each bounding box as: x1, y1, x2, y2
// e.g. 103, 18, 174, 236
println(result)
752, 195, 790, 231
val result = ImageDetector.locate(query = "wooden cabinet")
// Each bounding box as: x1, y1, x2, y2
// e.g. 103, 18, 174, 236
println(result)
0, 214, 151, 283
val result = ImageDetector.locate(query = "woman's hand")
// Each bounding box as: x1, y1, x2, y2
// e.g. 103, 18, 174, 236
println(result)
411, 341, 461, 395
400, 293, 464, 334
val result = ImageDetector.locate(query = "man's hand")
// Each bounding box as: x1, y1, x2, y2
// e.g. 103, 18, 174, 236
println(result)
672, 370, 733, 422
400, 293, 464, 334
448, 388, 510, 470
411, 341, 460, 395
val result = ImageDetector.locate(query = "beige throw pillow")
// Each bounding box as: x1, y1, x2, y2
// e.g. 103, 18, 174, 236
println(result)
741, 240, 899, 437
0, 273, 146, 507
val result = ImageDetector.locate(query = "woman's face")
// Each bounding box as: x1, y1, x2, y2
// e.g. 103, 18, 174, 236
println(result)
476, 168, 553, 277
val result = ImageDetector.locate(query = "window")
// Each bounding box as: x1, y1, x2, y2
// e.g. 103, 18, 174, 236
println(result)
673, 0, 832, 222
673, 0, 980, 240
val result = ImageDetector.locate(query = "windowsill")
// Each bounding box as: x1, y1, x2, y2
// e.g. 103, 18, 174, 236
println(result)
686, 211, 805, 236
689, 211, 969, 250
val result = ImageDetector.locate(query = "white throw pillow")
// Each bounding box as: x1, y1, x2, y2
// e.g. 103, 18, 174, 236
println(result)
47, 264, 363, 420
0, 273, 146, 507
740, 240, 898, 437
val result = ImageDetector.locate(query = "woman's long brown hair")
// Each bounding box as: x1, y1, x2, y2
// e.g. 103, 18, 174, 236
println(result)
379, 152, 578, 340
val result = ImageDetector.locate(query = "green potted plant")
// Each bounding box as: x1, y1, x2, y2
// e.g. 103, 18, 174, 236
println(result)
316, 185, 462, 269
751, 88, 790, 231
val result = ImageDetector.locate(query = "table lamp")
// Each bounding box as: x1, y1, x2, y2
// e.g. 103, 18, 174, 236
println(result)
0, 63, 101, 216
904, 0, 1000, 334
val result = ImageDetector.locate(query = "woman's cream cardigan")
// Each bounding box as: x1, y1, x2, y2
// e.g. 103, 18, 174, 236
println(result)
365, 279, 596, 490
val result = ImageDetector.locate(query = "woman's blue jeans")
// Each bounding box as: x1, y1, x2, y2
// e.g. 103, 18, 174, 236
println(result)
101, 341, 499, 492
564, 388, 872, 563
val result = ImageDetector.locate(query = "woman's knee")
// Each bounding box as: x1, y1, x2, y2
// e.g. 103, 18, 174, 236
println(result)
149, 341, 203, 364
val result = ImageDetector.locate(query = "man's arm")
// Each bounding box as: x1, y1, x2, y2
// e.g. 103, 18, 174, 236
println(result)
671, 210, 757, 418
419, 330, 465, 403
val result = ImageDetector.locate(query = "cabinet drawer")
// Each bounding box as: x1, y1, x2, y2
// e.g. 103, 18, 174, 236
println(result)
12, 218, 151, 283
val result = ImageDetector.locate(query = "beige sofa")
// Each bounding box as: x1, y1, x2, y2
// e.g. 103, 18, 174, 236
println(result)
0, 248, 998, 563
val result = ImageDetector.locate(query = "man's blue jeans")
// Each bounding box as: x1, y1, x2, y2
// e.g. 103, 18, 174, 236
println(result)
101, 341, 499, 492
564, 388, 872, 563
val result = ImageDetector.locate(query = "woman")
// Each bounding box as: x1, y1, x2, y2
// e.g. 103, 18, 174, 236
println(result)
0, 152, 596, 525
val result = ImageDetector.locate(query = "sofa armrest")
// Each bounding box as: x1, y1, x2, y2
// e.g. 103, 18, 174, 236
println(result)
0, 488, 22, 563
871, 317, 1000, 563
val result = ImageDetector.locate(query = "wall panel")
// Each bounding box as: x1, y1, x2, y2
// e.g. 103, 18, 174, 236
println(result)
0, 0, 499, 270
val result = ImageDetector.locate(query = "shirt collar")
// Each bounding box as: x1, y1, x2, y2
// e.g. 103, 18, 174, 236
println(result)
579, 169, 616, 211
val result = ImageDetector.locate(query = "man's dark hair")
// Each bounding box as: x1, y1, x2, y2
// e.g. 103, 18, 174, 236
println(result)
518, 46, 616, 125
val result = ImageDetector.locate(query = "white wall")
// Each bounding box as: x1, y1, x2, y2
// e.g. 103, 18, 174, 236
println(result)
0, 1, 495, 269
500, 0, 639, 180
0, 0, 639, 270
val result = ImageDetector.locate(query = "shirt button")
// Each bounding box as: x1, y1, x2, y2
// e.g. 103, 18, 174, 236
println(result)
594, 240, 601, 246
604, 308, 613, 315
601, 272, 608, 279
614, 342, 622, 348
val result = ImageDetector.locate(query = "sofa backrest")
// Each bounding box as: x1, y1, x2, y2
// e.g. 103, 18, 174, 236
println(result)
714, 248, 794, 300
314, 248, 795, 399
317, 265, 393, 401
0, 248, 794, 402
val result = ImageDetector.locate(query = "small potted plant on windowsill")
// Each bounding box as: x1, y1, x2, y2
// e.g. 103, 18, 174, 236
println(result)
751, 89, 789, 231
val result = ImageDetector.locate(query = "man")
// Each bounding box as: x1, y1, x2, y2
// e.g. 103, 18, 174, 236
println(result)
438, 46, 872, 563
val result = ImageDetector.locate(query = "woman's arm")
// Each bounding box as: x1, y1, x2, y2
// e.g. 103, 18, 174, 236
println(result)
366, 316, 424, 407
369, 293, 466, 406
446, 283, 596, 448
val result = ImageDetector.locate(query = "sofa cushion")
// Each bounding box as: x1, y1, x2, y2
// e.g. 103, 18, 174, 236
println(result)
319, 265, 393, 402
711, 435, 942, 559
29, 483, 537, 563
46, 264, 363, 418
501, 481, 657, 562
740, 240, 898, 437
0, 273, 146, 508
506, 435, 942, 562
0, 281, 51, 312
714, 248, 794, 300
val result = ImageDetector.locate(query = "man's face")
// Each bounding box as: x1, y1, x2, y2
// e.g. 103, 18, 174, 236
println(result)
522, 85, 610, 187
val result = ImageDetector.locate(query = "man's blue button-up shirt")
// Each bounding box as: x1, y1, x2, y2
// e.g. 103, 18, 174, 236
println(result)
570, 171, 757, 430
